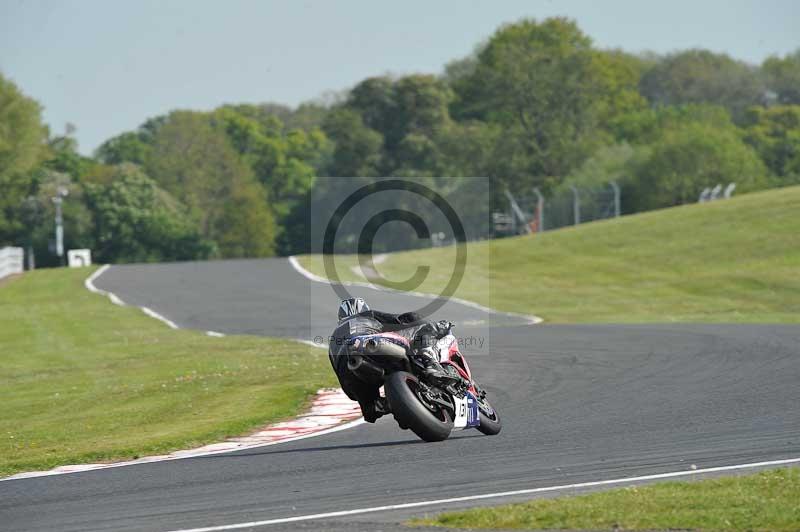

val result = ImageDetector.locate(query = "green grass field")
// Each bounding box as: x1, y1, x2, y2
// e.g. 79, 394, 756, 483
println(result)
0, 267, 336, 477
412, 467, 800, 531
299, 186, 800, 323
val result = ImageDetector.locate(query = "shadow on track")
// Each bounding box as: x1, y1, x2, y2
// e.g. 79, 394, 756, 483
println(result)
192, 433, 485, 460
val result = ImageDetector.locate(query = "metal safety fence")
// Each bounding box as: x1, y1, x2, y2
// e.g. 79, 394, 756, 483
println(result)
497, 182, 621, 236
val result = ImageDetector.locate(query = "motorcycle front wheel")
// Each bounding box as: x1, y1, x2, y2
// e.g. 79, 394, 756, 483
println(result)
385, 371, 453, 442
476, 395, 502, 436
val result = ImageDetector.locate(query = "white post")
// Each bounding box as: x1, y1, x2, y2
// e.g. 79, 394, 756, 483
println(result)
610, 181, 621, 218
51, 186, 69, 265
570, 186, 580, 225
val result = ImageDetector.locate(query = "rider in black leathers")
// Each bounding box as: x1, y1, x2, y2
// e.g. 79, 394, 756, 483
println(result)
329, 298, 449, 422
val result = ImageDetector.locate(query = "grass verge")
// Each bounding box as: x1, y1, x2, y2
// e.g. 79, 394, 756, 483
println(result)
298, 186, 800, 322
411, 467, 800, 531
0, 267, 336, 477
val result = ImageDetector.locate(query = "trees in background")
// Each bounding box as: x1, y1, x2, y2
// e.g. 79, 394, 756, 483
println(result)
0, 73, 285, 263
95, 107, 331, 259
145, 110, 271, 250
95, 132, 152, 166
84, 164, 212, 263
451, 18, 600, 185
762, 50, 800, 105
0, 77, 49, 178
639, 49, 764, 123
3, 22, 800, 262
742, 105, 800, 183
0, 76, 50, 245
213, 106, 329, 218
448, 18, 646, 194
322, 108, 383, 177
326, 74, 457, 178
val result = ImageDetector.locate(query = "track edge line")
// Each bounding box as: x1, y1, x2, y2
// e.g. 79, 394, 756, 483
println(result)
288, 255, 543, 324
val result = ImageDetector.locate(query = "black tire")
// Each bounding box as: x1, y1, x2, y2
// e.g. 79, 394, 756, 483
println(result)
385, 371, 453, 442
476, 397, 502, 436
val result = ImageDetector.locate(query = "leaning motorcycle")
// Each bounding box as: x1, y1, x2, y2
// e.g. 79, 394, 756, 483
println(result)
345, 326, 501, 442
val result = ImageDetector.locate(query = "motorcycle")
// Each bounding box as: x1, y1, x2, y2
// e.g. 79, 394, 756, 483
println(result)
345, 326, 502, 442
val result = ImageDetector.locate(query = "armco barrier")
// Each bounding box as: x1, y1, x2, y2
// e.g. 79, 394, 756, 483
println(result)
0, 247, 24, 279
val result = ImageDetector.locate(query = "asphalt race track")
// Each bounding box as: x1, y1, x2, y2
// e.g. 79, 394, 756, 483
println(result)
3, 258, 799, 531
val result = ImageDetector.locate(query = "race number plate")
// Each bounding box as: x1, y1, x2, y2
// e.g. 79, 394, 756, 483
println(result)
452, 392, 480, 429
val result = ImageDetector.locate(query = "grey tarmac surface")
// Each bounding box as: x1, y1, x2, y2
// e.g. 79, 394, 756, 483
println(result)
2, 258, 799, 532
89, 258, 533, 341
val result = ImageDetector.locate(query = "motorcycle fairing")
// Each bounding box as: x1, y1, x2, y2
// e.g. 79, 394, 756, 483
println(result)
436, 333, 474, 384
452, 391, 480, 429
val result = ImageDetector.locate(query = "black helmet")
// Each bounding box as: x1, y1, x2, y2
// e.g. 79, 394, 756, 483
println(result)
338, 297, 369, 321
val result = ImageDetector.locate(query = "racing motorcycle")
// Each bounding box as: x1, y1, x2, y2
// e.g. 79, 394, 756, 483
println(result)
346, 326, 502, 442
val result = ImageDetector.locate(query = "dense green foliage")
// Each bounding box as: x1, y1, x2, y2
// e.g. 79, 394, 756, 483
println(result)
0, 76, 49, 246
762, 49, 800, 105
639, 49, 764, 122
2, 17, 799, 263
743, 105, 800, 180
83, 164, 212, 262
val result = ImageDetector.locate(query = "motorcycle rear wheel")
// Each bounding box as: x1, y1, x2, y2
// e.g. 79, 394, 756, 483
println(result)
385, 371, 453, 442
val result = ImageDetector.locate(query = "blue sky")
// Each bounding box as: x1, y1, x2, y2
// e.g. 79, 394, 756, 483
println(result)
2, 0, 798, 154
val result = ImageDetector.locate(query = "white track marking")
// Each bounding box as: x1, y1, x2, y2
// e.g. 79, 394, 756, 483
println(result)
288, 256, 542, 324
293, 338, 325, 349
349, 253, 387, 280
84, 264, 124, 305
206, 331, 226, 337
164, 457, 800, 532
86, 264, 179, 327
141, 306, 179, 329
288, 256, 330, 283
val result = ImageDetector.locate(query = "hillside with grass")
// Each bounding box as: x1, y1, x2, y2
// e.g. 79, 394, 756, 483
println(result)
299, 186, 800, 323
0, 268, 336, 477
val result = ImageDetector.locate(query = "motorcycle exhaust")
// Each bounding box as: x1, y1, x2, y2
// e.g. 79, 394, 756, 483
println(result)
347, 354, 384, 381
364, 338, 408, 361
